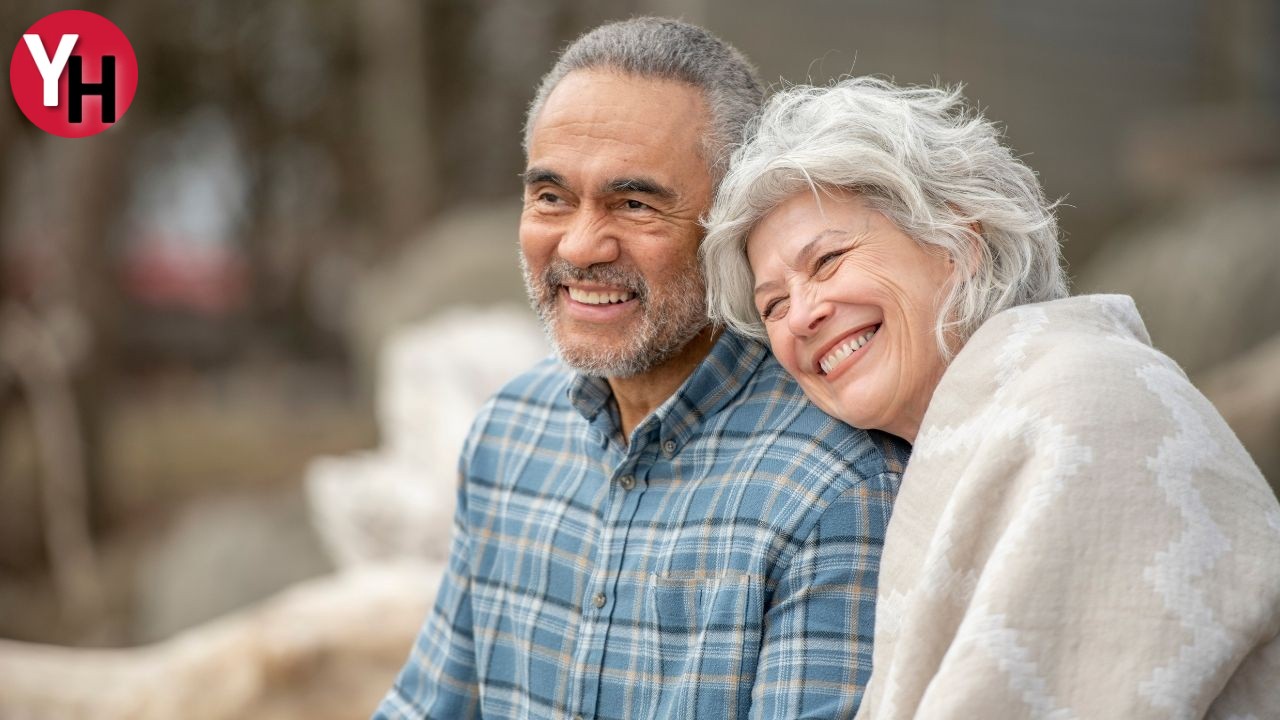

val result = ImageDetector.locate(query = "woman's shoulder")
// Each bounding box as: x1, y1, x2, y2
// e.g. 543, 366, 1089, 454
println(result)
924, 294, 1271, 511
920, 294, 1269, 504
953, 294, 1181, 413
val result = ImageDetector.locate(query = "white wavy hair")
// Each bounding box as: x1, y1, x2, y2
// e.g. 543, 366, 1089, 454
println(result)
702, 77, 1067, 357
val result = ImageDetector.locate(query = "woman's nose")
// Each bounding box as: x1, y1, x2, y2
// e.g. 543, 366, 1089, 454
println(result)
787, 291, 832, 337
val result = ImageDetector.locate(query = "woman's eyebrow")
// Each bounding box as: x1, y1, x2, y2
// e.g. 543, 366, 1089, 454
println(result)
753, 278, 781, 299
796, 229, 848, 266
753, 229, 850, 298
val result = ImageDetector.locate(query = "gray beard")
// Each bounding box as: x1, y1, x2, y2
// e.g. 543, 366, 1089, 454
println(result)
521, 254, 710, 378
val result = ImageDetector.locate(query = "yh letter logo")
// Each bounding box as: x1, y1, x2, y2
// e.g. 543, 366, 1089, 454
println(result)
9, 10, 138, 138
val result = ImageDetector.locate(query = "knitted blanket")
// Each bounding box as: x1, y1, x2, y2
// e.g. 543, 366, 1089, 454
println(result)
856, 295, 1280, 720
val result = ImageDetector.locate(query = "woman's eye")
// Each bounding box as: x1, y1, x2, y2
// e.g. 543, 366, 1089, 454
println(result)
761, 297, 788, 320
815, 249, 845, 271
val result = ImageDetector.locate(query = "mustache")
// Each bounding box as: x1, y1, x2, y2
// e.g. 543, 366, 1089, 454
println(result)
541, 260, 648, 301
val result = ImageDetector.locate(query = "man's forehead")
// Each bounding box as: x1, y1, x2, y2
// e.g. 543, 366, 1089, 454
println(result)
525, 70, 712, 197
529, 72, 708, 150
537, 68, 707, 121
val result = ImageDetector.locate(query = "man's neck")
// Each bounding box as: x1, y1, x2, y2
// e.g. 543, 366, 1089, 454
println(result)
607, 326, 722, 442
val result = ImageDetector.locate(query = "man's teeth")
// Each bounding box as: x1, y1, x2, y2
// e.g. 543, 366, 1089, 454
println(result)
819, 327, 879, 374
567, 287, 636, 305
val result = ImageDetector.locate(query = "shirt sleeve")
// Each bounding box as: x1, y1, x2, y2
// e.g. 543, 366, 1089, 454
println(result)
372, 477, 480, 719
749, 476, 895, 719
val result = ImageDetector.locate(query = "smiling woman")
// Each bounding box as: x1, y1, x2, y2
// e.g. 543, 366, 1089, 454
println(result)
745, 189, 954, 440
703, 77, 1280, 718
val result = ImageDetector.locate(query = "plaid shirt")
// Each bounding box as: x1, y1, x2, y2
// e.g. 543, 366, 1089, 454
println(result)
376, 331, 908, 720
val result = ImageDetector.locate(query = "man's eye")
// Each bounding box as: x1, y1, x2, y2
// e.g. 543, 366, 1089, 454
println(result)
537, 192, 562, 204
623, 199, 651, 211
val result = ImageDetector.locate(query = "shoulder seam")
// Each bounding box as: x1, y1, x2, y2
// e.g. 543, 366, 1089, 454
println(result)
772, 469, 898, 579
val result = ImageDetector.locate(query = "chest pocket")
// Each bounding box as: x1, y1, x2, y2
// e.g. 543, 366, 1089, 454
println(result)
642, 572, 764, 719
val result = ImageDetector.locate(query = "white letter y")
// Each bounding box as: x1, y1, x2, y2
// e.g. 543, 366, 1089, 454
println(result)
24, 34, 78, 107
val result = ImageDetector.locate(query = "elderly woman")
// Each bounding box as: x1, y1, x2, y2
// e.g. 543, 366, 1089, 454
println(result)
703, 77, 1280, 718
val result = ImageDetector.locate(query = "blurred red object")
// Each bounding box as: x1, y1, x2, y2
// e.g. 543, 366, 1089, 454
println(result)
120, 233, 248, 316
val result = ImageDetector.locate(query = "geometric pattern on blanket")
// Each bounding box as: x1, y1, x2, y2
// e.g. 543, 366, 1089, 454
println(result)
856, 295, 1280, 720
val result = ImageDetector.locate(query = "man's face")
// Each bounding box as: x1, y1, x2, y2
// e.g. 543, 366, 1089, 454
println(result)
520, 70, 715, 378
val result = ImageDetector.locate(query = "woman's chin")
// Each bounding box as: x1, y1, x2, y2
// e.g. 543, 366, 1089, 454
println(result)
826, 389, 898, 436
811, 391, 872, 431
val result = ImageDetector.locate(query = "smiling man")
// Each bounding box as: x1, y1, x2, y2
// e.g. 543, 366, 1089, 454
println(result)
374, 18, 910, 720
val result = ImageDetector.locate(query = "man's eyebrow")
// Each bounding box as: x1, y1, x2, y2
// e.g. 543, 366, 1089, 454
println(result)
602, 177, 677, 201
522, 167, 568, 188
753, 229, 849, 297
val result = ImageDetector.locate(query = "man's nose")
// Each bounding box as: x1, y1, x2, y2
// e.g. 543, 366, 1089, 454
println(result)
558, 207, 619, 268
787, 290, 832, 338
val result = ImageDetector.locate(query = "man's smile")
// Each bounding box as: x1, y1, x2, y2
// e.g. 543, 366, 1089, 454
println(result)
560, 284, 641, 322
565, 285, 637, 305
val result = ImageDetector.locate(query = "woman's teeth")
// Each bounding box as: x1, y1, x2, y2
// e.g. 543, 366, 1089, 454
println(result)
820, 326, 879, 374
567, 287, 636, 305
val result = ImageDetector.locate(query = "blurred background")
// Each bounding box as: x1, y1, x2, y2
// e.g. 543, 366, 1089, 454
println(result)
1, 0, 1278, 717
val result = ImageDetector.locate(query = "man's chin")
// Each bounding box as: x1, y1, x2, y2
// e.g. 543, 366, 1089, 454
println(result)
554, 339, 650, 378
540, 306, 710, 378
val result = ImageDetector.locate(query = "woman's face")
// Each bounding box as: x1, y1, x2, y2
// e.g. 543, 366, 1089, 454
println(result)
746, 189, 953, 442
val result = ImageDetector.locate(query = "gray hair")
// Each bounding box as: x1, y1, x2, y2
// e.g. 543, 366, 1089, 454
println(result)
523, 17, 763, 184
702, 77, 1068, 357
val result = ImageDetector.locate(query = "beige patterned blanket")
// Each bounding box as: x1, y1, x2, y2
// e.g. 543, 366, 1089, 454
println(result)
857, 295, 1280, 720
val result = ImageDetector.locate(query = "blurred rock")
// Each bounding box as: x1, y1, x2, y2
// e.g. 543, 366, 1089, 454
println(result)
1121, 106, 1280, 202
1197, 333, 1280, 494
376, 307, 548, 467
308, 306, 548, 568
1075, 174, 1280, 375
132, 487, 333, 643
0, 561, 440, 720
347, 201, 533, 391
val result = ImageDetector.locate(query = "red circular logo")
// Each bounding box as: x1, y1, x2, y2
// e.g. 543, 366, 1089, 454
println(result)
9, 10, 138, 138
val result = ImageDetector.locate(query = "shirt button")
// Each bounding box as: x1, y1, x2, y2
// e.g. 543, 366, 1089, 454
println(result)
662, 440, 676, 456
620, 474, 635, 490
592, 592, 607, 609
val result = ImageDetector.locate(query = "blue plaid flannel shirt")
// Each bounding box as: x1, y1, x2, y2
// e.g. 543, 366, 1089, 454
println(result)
375, 331, 909, 719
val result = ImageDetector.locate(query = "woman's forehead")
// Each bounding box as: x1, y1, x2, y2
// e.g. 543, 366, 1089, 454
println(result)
747, 191, 876, 267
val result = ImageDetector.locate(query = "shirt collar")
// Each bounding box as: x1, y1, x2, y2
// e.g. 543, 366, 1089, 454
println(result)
567, 331, 769, 452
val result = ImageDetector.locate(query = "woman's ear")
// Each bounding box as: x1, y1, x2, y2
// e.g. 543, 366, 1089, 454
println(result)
949, 221, 985, 280
941, 203, 985, 278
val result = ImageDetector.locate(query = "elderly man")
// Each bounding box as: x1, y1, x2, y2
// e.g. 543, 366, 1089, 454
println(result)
374, 18, 909, 720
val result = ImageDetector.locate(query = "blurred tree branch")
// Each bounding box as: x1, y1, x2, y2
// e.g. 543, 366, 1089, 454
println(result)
0, 303, 102, 623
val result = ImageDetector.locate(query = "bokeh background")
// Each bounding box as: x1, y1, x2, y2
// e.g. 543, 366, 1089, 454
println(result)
2, 0, 1278, 717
